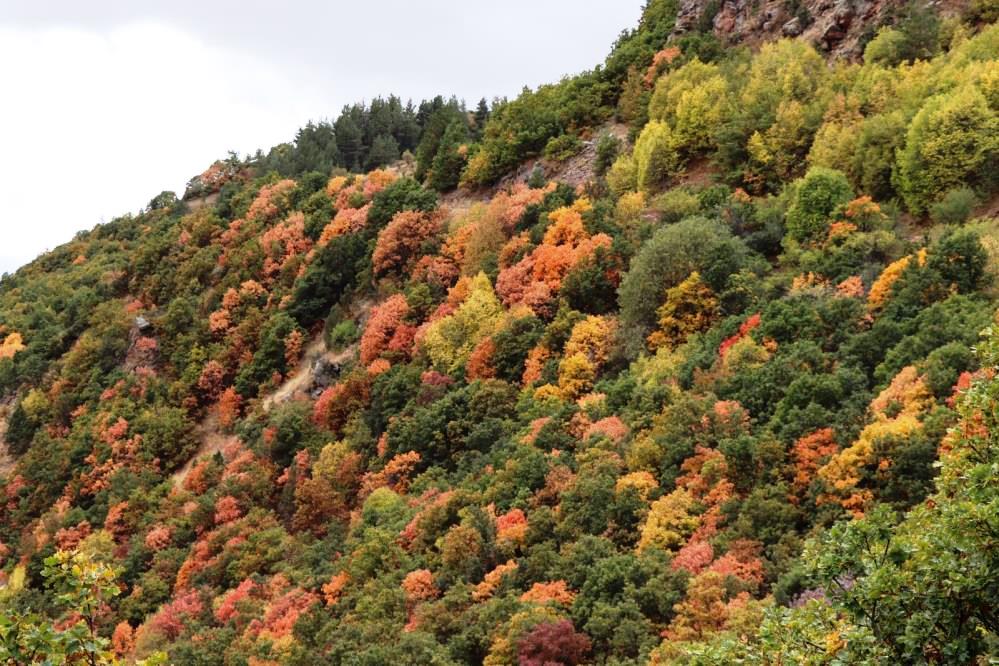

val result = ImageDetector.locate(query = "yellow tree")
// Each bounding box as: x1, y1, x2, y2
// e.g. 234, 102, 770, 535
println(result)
637, 488, 699, 553
647, 271, 719, 351
421, 272, 505, 374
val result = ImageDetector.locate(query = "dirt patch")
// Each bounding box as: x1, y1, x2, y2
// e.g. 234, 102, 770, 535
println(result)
0, 410, 13, 480
975, 192, 999, 221
261, 337, 357, 412
677, 157, 719, 190
172, 333, 360, 488
184, 192, 220, 212
170, 411, 237, 487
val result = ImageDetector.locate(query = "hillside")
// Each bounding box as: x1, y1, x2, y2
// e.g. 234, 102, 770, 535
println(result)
1, 1, 999, 664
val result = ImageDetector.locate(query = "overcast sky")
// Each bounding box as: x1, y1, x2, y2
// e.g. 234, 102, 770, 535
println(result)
0, 1, 646, 275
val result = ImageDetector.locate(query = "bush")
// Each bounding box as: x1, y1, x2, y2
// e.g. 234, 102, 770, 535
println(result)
896, 87, 998, 215
327, 319, 359, 350
648, 58, 726, 154
864, 27, 909, 66
785, 167, 855, 243
618, 216, 750, 346
607, 154, 639, 196
367, 177, 438, 227
651, 189, 701, 224
544, 133, 584, 162
634, 121, 681, 193
966, 0, 999, 23
596, 133, 623, 176
930, 187, 978, 225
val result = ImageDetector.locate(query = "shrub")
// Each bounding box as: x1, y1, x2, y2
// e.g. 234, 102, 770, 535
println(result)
930, 187, 978, 225
634, 121, 681, 193
544, 133, 584, 162
607, 154, 639, 196
651, 189, 701, 224
785, 167, 855, 243
618, 216, 750, 345
327, 319, 359, 350
595, 133, 623, 176
896, 87, 998, 215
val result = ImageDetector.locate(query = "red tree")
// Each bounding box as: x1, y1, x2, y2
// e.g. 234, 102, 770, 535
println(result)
518, 619, 592, 666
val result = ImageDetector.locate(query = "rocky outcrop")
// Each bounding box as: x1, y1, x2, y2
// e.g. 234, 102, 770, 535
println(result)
672, 0, 962, 59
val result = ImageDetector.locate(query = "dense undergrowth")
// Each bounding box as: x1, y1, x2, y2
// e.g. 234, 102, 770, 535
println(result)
1, 1, 999, 663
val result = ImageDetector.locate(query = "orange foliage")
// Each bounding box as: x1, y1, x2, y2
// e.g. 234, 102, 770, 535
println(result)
362, 169, 397, 198
144, 525, 172, 551
323, 572, 350, 606
868, 249, 926, 312
209, 309, 231, 335
149, 589, 204, 641
719, 313, 761, 357
284, 329, 305, 368
260, 211, 312, 279
645, 46, 682, 86
664, 571, 751, 643
360, 295, 411, 365
583, 416, 629, 443
472, 560, 518, 601
402, 569, 439, 604
214, 495, 242, 525
791, 429, 839, 498
708, 540, 765, 585
837, 275, 865, 298
319, 204, 371, 244
465, 337, 497, 380
671, 540, 714, 575
247, 587, 319, 642
197, 360, 226, 399
312, 374, 371, 432
55, 521, 91, 551
818, 366, 932, 516
104, 501, 131, 541
522, 346, 551, 386
111, 622, 135, 656
216, 578, 258, 624
218, 387, 242, 430
247, 179, 296, 222
373, 210, 444, 276
520, 580, 576, 606
496, 508, 528, 544
361, 451, 421, 496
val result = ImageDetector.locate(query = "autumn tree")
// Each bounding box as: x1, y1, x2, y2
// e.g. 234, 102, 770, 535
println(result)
647, 271, 719, 350
372, 210, 445, 277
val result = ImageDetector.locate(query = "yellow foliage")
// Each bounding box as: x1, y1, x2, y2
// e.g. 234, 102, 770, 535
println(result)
556, 353, 596, 401
615, 191, 646, 225
647, 272, 719, 351
638, 488, 699, 553
421, 272, 505, 373
543, 206, 587, 246
867, 249, 927, 312
615, 471, 659, 500
312, 441, 353, 482
818, 366, 932, 515
564, 315, 617, 368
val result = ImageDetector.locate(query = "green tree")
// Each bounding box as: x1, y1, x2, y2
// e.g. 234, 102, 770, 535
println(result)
785, 167, 855, 243
896, 87, 998, 215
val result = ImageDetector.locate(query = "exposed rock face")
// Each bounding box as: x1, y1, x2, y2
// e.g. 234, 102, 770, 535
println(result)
671, 0, 953, 59
311, 357, 342, 391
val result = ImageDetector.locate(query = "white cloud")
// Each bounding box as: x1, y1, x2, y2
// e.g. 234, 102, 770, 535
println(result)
0, 2, 646, 274
0, 22, 326, 273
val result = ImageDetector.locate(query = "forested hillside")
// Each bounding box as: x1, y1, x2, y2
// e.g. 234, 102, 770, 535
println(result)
1, 0, 998, 663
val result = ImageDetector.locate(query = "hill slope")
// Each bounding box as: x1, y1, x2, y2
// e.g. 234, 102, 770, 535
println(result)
1, 2, 998, 664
